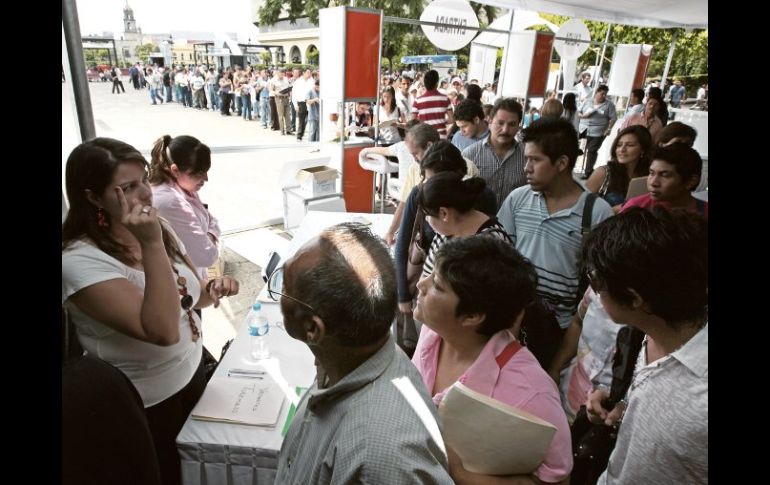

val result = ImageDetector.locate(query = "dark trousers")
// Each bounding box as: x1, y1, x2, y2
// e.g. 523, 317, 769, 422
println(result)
144, 359, 206, 485
112, 79, 125, 93
296, 101, 308, 140
220, 92, 232, 115
584, 135, 606, 176
269, 97, 280, 130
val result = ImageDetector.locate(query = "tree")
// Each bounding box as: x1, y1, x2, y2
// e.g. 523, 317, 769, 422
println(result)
539, 14, 707, 92
261, 51, 273, 65
134, 42, 158, 63
306, 47, 319, 66
259, 1, 429, 71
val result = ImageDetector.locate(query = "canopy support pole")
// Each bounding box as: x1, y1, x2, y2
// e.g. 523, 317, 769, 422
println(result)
660, 30, 679, 91
496, 9, 516, 96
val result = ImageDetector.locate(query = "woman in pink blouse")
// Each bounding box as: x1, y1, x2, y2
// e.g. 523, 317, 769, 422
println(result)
412, 236, 572, 484
149, 135, 221, 279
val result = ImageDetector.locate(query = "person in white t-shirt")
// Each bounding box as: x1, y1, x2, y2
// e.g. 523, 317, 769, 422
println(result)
62, 137, 240, 485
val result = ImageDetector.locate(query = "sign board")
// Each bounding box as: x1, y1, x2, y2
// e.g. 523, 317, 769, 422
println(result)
209, 48, 231, 56
553, 18, 590, 61
420, 0, 480, 51
607, 44, 653, 96
468, 43, 497, 86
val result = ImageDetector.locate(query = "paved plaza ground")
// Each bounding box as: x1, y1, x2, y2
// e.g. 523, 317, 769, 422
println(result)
62, 78, 334, 356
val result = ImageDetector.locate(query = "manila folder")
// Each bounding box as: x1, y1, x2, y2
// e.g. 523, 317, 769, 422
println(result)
191, 377, 285, 427
438, 382, 556, 475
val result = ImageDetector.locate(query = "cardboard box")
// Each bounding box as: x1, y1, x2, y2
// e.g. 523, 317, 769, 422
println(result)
296, 166, 339, 197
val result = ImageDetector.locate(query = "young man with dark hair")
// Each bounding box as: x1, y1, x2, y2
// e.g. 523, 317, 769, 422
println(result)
412, 69, 451, 138
451, 99, 489, 151
274, 223, 452, 484
462, 98, 528, 209
622, 144, 708, 218
412, 236, 573, 484
497, 118, 614, 330
583, 207, 707, 484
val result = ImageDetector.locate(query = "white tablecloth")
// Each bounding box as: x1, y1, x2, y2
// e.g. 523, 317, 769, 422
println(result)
178, 211, 393, 485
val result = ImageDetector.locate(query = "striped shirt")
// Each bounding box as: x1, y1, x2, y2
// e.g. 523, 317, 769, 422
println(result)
462, 135, 527, 210
421, 218, 511, 279
497, 186, 613, 328
276, 334, 452, 484
413, 89, 450, 137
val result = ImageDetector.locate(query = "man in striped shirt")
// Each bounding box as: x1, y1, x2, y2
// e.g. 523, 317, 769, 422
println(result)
497, 118, 613, 330
412, 70, 451, 139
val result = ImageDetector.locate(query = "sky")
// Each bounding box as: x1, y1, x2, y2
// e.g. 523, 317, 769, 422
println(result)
75, 0, 261, 42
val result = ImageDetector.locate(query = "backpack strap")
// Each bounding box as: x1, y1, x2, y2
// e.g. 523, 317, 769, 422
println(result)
581, 192, 597, 246
495, 340, 523, 368
574, 192, 597, 303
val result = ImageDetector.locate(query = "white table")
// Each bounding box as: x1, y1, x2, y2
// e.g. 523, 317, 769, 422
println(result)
178, 211, 393, 485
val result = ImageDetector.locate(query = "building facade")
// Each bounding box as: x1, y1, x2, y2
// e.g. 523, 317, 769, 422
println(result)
251, 1, 319, 65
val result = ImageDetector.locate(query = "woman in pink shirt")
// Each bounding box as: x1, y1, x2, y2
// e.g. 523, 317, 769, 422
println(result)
412, 236, 572, 484
150, 135, 221, 279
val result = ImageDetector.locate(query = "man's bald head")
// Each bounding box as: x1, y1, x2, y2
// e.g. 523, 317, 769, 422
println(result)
287, 223, 396, 346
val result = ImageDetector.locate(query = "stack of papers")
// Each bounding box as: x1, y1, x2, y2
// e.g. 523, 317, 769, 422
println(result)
439, 382, 557, 475
191, 376, 285, 427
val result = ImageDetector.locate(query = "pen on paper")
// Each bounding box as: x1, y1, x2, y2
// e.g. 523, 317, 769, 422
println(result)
228, 372, 264, 379
228, 368, 266, 375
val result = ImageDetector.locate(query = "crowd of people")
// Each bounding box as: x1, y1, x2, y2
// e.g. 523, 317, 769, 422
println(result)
64, 65, 708, 485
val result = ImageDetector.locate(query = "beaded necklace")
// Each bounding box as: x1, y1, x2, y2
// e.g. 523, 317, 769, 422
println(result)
172, 264, 201, 342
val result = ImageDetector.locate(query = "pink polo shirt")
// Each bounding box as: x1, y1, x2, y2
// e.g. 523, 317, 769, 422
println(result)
412, 327, 573, 483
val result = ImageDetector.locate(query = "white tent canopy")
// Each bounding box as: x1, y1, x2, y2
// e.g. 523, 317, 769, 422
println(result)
473, 10, 559, 48
475, 0, 707, 29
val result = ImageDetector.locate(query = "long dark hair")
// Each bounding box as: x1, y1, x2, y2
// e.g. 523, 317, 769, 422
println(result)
380, 86, 397, 113
562, 92, 577, 114
149, 135, 211, 185
605, 125, 653, 196
62, 137, 185, 266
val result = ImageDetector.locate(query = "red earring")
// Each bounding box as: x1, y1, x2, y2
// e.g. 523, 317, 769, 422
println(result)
96, 208, 108, 228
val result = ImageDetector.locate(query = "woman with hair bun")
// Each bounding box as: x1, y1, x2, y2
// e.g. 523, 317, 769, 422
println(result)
418, 171, 511, 279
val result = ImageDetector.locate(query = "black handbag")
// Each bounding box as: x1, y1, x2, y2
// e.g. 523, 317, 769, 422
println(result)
569, 326, 645, 485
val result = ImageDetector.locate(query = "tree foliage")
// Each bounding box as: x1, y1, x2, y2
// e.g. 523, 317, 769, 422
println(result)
257, 1, 500, 71
134, 43, 158, 62
540, 14, 707, 92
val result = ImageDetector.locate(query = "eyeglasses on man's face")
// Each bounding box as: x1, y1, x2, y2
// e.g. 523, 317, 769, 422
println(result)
267, 266, 317, 315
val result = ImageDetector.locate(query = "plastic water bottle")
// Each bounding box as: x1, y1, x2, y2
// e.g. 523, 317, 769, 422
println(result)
247, 303, 270, 360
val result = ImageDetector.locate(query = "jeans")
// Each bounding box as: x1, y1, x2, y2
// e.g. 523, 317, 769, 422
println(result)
307, 120, 319, 142
260, 96, 271, 127
164, 85, 173, 102
234, 95, 242, 115
183, 87, 193, 107
208, 85, 219, 110
149, 87, 163, 104
242, 94, 252, 119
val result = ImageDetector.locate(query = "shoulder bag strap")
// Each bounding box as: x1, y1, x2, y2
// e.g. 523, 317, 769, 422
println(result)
495, 340, 523, 368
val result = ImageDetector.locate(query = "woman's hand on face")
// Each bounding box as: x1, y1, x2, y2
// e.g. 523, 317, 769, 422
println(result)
206, 276, 240, 308
116, 187, 161, 244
